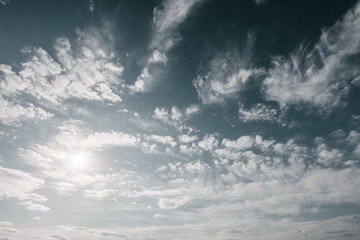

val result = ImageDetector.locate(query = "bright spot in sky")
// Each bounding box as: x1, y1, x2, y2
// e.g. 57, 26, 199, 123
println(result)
69, 153, 88, 171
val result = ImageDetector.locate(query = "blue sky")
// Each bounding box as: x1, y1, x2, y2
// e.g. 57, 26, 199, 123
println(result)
1, 0, 360, 239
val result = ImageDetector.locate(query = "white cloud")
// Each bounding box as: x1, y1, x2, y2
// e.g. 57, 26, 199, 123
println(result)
82, 189, 118, 200
178, 134, 198, 143
0, 96, 53, 124
145, 134, 177, 147
58, 225, 132, 239
179, 143, 203, 156
157, 196, 190, 209
193, 34, 265, 105
198, 134, 219, 151
89, 0, 94, 13
262, 2, 360, 110
185, 104, 200, 116
0, 23, 124, 119
0, 221, 12, 226
85, 131, 140, 150
19, 201, 49, 212
314, 139, 343, 166
0, 166, 48, 211
130, 0, 202, 92
222, 135, 254, 150
194, 64, 263, 104
238, 103, 279, 122
152, 105, 198, 132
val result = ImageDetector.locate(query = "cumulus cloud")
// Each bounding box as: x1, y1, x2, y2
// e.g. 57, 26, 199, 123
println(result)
179, 143, 203, 156
0, 96, 53, 124
145, 134, 177, 147
198, 133, 219, 151
178, 134, 198, 143
262, 2, 360, 110
130, 0, 202, 92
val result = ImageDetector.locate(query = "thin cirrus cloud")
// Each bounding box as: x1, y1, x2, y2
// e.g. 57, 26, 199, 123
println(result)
193, 33, 265, 105
129, 0, 203, 93
262, 1, 360, 111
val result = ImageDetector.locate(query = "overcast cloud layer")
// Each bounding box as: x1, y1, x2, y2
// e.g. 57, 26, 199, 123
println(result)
0, 0, 360, 239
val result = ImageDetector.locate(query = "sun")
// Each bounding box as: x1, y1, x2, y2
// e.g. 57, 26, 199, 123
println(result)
69, 153, 88, 171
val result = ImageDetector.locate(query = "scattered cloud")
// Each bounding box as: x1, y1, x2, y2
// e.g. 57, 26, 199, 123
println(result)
152, 105, 199, 132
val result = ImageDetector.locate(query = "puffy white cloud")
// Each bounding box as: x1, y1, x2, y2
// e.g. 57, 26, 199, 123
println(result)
178, 134, 198, 143
262, 2, 360, 110
0, 96, 53, 124
198, 134, 219, 151
222, 135, 254, 150
179, 143, 203, 156
145, 134, 177, 147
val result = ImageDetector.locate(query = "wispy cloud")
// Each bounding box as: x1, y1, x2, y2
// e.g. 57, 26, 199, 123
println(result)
238, 103, 281, 123
0, 0, 10, 6
0, 166, 48, 211
129, 0, 202, 92
262, 1, 360, 111
193, 34, 265, 105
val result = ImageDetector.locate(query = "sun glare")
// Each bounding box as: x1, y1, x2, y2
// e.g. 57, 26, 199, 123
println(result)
70, 153, 88, 171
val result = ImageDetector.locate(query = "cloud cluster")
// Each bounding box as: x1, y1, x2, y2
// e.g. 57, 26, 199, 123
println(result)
0, 23, 123, 124
152, 104, 200, 131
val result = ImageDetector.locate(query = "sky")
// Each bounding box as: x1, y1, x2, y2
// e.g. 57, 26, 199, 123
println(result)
0, 0, 360, 239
